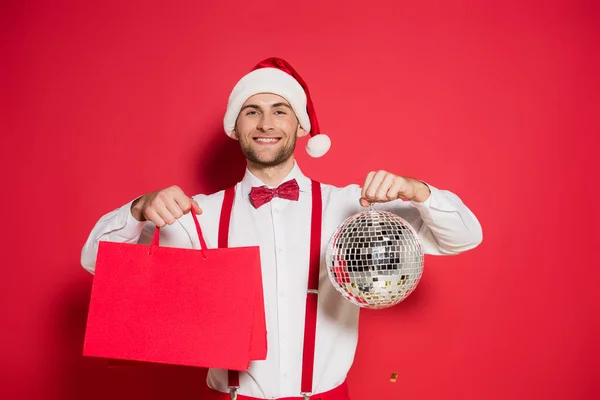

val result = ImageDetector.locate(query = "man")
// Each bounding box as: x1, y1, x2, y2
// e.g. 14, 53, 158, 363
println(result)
81, 57, 482, 400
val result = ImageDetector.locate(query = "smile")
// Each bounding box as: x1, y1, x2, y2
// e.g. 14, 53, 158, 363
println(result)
253, 137, 281, 144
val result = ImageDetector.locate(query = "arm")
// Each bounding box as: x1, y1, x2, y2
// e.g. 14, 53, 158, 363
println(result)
80, 198, 153, 274
385, 183, 482, 255
81, 186, 203, 274
360, 170, 483, 255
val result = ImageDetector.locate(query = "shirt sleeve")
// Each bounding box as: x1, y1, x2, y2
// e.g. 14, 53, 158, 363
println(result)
376, 183, 483, 255
80, 198, 153, 274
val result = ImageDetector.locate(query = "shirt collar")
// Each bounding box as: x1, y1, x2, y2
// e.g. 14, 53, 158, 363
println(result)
240, 160, 312, 197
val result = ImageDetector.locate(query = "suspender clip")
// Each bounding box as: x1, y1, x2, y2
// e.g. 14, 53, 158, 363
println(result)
307, 289, 318, 295
301, 392, 311, 400
228, 386, 239, 400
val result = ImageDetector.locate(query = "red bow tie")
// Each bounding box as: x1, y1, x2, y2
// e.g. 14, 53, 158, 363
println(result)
249, 179, 300, 208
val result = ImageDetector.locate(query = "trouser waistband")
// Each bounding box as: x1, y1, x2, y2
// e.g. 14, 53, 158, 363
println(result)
206, 381, 349, 400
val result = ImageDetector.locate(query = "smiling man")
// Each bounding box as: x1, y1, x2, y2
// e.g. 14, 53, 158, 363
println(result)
81, 57, 483, 400
235, 94, 304, 171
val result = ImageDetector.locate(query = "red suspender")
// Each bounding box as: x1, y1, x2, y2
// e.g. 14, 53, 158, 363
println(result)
224, 181, 323, 399
219, 187, 240, 392
219, 186, 235, 249
301, 180, 322, 397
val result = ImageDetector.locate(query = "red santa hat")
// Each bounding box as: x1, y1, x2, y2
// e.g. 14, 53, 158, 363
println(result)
223, 57, 331, 158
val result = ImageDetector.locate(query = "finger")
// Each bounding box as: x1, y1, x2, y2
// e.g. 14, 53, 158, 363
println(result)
169, 187, 193, 214
164, 197, 184, 220
174, 195, 203, 215
375, 173, 396, 202
155, 204, 176, 225
169, 186, 190, 212
386, 177, 405, 201
169, 185, 202, 215
365, 170, 387, 201
359, 197, 371, 207
361, 171, 376, 201
145, 208, 166, 228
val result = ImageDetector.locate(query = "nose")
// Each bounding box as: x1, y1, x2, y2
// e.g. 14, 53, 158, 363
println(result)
256, 113, 274, 132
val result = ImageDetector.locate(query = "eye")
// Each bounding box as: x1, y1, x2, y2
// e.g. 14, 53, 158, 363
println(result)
274, 110, 287, 115
246, 110, 258, 116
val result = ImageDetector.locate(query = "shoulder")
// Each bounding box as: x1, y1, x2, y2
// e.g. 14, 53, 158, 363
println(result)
319, 181, 362, 199
319, 182, 363, 215
192, 189, 226, 211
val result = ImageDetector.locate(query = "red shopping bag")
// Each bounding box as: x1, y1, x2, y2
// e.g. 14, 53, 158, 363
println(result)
83, 211, 267, 371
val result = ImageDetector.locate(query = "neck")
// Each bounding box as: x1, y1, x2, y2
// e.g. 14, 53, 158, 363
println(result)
247, 157, 295, 187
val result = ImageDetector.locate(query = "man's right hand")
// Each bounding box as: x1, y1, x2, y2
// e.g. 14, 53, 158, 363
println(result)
130, 185, 202, 227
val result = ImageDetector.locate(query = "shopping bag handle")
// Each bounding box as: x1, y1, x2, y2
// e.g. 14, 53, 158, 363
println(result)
150, 209, 208, 259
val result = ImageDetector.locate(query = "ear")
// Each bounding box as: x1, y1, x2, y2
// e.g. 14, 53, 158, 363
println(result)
296, 125, 309, 138
231, 130, 240, 141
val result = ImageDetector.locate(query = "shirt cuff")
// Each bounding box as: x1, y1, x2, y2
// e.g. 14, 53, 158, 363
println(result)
409, 181, 433, 209
113, 198, 149, 239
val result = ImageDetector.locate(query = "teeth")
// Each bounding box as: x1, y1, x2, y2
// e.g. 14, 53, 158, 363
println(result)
255, 138, 279, 143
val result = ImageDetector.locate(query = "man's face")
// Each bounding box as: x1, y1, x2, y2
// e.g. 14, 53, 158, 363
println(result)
233, 93, 308, 167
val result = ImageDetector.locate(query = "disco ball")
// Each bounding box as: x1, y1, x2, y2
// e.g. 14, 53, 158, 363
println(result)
325, 206, 424, 309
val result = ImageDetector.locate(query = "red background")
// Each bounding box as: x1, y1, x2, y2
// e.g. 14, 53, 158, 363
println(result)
2, 1, 598, 399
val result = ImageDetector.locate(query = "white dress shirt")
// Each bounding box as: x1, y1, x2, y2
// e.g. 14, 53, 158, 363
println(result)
81, 161, 482, 399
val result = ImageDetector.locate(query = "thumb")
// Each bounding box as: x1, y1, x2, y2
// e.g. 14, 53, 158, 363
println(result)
359, 197, 371, 208
192, 200, 203, 215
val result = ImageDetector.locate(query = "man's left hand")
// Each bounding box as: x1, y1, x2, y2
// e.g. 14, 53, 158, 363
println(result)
360, 170, 431, 207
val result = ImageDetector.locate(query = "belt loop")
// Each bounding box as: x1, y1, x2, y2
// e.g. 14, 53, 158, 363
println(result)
228, 387, 238, 400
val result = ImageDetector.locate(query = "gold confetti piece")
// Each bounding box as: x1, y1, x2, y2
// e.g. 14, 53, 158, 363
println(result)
390, 372, 398, 383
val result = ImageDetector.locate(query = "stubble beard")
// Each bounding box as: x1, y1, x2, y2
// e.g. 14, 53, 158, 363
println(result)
240, 132, 298, 168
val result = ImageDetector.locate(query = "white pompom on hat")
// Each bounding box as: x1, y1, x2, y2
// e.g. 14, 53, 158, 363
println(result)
223, 57, 331, 158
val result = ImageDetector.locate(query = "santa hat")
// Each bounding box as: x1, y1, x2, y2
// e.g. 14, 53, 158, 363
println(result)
223, 57, 331, 158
